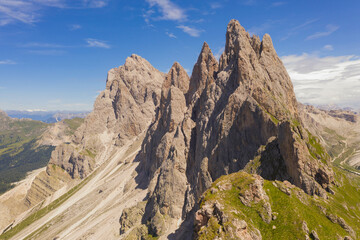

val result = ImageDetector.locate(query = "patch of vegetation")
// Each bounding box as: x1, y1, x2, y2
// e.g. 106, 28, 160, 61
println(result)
306, 131, 329, 164
291, 119, 300, 127
0, 118, 52, 194
0, 139, 54, 194
63, 118, 84, 135
323, 128, 346, 141
198, 170, 360, 239
80, 149, 96, 159
244, 155, 261, 174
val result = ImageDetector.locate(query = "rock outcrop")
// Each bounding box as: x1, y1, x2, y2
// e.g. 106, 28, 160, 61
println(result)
125, 19, 334, 238
22, 55, 165, 210
49, 54, 164, 179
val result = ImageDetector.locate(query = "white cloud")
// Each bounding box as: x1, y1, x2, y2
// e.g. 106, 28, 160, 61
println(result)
145, 0, 186, 21
69, 24, 81, 30
83, 0, 107, 8
0, 59, 16, 64
248, 20, 280, 36
272, 2, 286, 6
281, 19, 318, 41
323, 45, 333, 51
0, 0, 108, 26
0, 0, 38, 25
86, 38, 110, 48
25, 108, 47, 112
27, 49, 66, 55
166, 32, 176, 38
242, 0, 256, 6
22, 42, 66, 48
31, 0, 66, 8
306, 24, 339, 40
281, 53, 360, 108
177, 25, 202, 37
210, 2, 222, 9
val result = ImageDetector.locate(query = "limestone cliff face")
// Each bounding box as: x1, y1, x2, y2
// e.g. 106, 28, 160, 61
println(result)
129, 19, 334, 238
49, 54, 164, 179
23, 55, 164, 209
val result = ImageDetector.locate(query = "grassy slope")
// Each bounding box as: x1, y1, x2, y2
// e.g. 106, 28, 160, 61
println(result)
199, 170, 360, 240
0, 117, 84, 194
0, 119, 52, 194
63, 118, 84, 135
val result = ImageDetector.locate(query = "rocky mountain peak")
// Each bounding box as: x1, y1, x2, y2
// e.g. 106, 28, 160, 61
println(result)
129, 20, 335, 238
260, 34, 275, 55
13, 19, 336, 240
187, 42, 219, 103
162, 62, 189, 95
220, 19, 252, 71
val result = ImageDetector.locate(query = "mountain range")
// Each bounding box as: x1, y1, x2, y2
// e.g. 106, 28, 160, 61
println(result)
5, 110, 89, 123
0, 20, 359, 240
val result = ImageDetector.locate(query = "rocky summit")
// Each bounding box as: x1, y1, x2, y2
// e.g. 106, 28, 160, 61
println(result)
129, 19, 334, 238
1, 19, 359, 240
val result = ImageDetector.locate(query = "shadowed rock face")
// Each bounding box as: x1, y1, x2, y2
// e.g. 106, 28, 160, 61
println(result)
134, 19, 334, 237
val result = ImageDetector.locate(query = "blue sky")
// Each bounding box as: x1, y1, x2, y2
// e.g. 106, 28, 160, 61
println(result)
0, 0, 360, 111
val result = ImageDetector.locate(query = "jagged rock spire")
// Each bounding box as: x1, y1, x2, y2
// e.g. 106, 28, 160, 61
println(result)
162, 62, 189, 94
187, 42, 219, 104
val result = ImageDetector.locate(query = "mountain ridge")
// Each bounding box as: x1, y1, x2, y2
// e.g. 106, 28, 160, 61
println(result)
0, 19, 358, 240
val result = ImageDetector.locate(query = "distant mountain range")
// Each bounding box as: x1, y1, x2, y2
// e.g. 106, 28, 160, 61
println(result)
5, 110, 90, 123
314, 104, 359, 113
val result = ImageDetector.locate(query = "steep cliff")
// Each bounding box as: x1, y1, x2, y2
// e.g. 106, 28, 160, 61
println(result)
0, 55, 166, 232
49, 54, 164, 179
120, 19, 334, 238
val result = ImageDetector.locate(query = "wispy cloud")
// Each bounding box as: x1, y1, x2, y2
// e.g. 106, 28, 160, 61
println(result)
281, 19, 318, 41
166, 32, 176, 38
82, 0, 107, 8
242, 0, 256, 6
210, 2, 222, 9
69, 24, 81, 30
145, 0, 186, 21
282, 53, 360, 108
323, 45, 333, 51
21, 42, 66, 48
248, 20, 280, 35
177, 25, 202, 37
0, 59, 16, 64
306, 24, 339, 40
31, 0, 66, 8
0, 0, 108, 26
272, 2, 286, 7
0, 0, 38, 25
86, 38, 110, 48
27, 49, 66, 55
